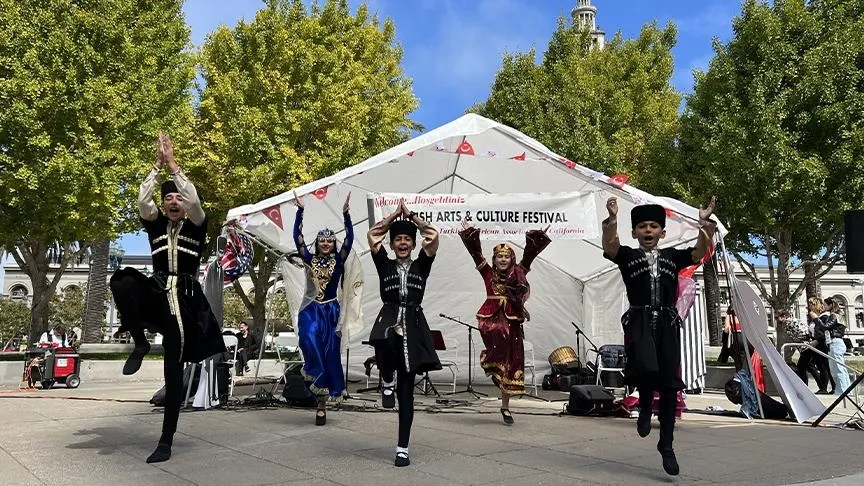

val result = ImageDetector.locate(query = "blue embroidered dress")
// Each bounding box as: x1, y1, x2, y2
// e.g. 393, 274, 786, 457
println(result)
293, 207, 353, 398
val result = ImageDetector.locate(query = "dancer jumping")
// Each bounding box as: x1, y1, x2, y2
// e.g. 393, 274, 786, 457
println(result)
602, 196, 716, 476
292, 191, 354, 425
367, 199, 441, 467
110, 134, 225, 463
458, 218, 550, 424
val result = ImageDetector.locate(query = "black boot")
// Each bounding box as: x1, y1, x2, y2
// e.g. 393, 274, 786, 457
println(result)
146, 442, 172, 463
657, 390, 679, 476
123, 342, 151, 376
637, 408, 652, 438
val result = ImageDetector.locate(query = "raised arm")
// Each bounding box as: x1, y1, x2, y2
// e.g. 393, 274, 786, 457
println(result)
459, 220, 487, 269
160, 134, 205, 226
406, 204, 439, 257
520, 227, 551, 271
602, 197, 621, 259
138, 166, 160, 222
367, 203, 403, 254
691, 196, 718, 263
293, 205, 312, 263
338, 193, 354, 260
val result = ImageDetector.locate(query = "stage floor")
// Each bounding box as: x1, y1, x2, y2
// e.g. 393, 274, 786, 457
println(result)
1, 381, 863, 485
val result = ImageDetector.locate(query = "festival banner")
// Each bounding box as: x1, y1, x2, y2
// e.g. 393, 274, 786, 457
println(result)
369, 193, 599, 240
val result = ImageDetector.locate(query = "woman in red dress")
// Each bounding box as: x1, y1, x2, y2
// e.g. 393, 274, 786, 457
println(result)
459, 219, 550, 424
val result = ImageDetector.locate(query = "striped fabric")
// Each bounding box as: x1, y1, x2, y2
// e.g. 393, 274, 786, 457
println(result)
680, 286, 707, 392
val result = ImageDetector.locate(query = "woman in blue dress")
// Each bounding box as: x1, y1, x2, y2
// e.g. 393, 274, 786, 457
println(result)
293, 191, 353, 425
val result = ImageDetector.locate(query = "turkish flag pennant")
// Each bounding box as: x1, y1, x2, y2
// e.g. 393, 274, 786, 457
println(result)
313, 186, 329, 200
406, 151, 415, 157
559, 157, 575, 169
665, 207, 675, 218
609, 174, 629, 188
510, 152, 526, 161
455, 140, 475, 155
263, 205, 284, 230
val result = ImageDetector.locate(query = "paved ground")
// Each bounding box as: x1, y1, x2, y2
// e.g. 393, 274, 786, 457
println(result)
1, 381, 863, 486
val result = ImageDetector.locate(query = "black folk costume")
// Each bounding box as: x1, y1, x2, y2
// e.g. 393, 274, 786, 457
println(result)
604, 204, 695, 476
109, 167, 225, 463
367, 218, 441, 467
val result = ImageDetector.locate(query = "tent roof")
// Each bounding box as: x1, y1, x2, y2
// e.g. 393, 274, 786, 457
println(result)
227, 113, 725, 282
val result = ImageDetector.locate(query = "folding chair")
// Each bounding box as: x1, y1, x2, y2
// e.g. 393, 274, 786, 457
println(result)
590, 344, 626, 396
418, 330, 457, 394
221, 334, 239, 399
522, 340, 538, 395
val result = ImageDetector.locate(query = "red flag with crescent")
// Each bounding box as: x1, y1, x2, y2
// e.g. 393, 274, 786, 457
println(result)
456, 140, 475, 155
263, 205, 284, 229
609, 174, 629, 188
313, 186, 329, 200
510, 152, 526, 161
560, 157, 576, 169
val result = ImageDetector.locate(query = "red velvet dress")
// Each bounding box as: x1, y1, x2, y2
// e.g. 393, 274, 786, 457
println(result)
459, 228, 550, 395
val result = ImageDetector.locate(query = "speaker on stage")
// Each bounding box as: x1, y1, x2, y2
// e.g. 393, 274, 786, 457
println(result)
565, 384, 616, 416
845, 210, 864, 273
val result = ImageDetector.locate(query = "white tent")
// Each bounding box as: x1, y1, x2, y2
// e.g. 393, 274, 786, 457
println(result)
226, 114, 727, 387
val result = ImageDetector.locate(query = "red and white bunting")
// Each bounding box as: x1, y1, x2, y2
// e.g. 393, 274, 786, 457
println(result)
263, 204, 284, 230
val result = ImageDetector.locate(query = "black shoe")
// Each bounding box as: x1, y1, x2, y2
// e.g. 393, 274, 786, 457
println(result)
146, 443, 172, 464
815, 389, 830, 395
381, 385, 396, 409
244, 366, 250, 373
394, 451, 410, 467
500, 408, 514, 425
657, 445, 679, 476
123, 343, 151, 376
315, 409, 326, 426
637, 409, 652, 438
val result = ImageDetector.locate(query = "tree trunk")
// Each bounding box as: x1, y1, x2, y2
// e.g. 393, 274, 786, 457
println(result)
233, 246, 277, 343
803, 260, 820, 302
773, 231, 794, 353
12, 241, 85, 346
703, 253, 722, 346
83, 239, 109, 344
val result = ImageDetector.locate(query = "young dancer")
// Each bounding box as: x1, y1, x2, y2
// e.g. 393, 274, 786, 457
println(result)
367, 200, 441, 467
292, 191, 353, 425
458, 219, 550, 424
110, 134, 225, 463
602, 196, 716, 476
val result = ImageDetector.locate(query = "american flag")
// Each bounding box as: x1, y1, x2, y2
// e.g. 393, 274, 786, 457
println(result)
219, 232, 254, 283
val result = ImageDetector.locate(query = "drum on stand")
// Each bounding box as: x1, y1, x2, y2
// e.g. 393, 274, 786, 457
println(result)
548, 346, 579, 374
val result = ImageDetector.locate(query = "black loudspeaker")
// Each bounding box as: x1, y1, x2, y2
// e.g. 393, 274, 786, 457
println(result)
845, 210, 864, 273
566, 385, 616, 416
281, 368, 317, 407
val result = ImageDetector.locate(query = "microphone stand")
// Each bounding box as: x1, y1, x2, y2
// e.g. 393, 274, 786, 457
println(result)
571, 322, 599, 366
440, 314, 487, 399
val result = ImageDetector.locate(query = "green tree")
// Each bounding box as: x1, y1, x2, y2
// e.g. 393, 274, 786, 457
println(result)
473, 17, 681, 193
679, 0, 864, 321
0, 0, 195, 343
223, 287, 250, 330
0, 298, 30, 347
193, 0, 417, 337
47, 286, 86, 335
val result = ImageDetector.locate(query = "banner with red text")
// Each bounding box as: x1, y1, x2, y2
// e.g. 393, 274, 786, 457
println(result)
369, 193, 599, 240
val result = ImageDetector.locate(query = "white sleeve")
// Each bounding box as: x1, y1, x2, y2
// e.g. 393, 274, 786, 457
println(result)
172, 169, 206, 226
138, 167, 160, 221
38, 332, 49, 345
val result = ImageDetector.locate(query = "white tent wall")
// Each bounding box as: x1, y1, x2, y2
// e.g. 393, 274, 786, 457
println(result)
228, 114, 726, 386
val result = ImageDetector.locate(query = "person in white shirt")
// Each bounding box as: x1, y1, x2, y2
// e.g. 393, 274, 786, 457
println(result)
39, 326, 70, 348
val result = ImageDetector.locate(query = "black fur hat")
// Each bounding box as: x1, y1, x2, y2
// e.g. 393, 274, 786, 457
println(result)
389, 219, 417, 242
631, 204, 666, 229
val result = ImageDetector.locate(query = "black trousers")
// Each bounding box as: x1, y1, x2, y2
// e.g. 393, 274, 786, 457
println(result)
638, 384, 677, 450
797, 349, 832, 391
111, 274, 184, 447
236, 349, 249, 374
374, 331, 415, 448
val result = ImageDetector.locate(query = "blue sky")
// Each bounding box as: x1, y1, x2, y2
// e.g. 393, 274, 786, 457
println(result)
118, 0, 737, 255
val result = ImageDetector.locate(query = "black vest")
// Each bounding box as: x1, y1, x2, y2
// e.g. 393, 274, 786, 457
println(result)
141, 212, 208, 276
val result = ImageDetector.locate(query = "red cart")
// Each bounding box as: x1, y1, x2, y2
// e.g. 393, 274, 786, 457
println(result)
27, 347, 81, 389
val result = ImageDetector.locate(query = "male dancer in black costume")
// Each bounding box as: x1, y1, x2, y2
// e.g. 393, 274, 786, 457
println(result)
367, 199, 441, 467
602, 196, 716, 476
110, 134, 225, 463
